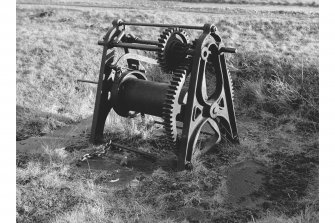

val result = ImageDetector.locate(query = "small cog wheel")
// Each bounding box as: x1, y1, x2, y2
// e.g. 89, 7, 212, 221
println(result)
157, 28, 191, 73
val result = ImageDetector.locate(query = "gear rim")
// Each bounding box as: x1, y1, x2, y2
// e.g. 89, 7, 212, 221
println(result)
162, 67, 187, 142
162, 66, 235, 143
157, 28, 191, 73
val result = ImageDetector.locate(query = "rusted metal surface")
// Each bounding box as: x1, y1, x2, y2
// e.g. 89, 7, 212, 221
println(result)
90, 19, 239, 170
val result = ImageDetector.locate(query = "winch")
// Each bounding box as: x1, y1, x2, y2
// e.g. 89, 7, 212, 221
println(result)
87, 19, 239, 170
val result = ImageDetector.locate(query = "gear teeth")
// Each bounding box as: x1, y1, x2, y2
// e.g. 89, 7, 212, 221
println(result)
159, 38, 166, 43
162, 107, 171, 111
163, 115, 173, 120
165, 99, 174, 104
162, 66, 187, 145
166, 95, 175, 100
157, 28, 191, 73
163, 30, 172, 35
157, 28, 189, 144
166, 93, 175, 97
175, 68, 186, 73
165, 102, 174, 106
227, 69, 234, 102
173, 73, 184, 78
165, 104, 174, 109
162, 112, 171, 117
164, 124, 173, 129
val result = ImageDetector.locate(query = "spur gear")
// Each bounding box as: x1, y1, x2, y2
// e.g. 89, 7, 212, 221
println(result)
157, 28, 191, 73
162, 67, 187, 142
162, 66, 234, 143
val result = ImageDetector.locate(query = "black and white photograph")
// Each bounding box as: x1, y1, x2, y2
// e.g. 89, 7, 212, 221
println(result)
7, 0, 329, 222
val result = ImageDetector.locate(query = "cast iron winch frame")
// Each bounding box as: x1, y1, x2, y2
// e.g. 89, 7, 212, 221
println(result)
89, 19, 239, 170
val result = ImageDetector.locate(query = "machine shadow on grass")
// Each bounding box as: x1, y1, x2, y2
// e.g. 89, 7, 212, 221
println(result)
16, 105, 76, 141
16, 110, 319, 222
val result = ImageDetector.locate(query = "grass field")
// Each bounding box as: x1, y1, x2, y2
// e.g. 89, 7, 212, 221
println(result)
16, 0, 319, 222
159, 0, 319, 7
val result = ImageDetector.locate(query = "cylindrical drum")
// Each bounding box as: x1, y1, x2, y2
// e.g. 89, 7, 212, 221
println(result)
118, 78, 169, 117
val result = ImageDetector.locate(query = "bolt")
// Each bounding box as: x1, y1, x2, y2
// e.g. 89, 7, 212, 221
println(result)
210, 105, 219, 118
185, 162, 193, 171
210, 25, 217, 33
213, 107, 218, 114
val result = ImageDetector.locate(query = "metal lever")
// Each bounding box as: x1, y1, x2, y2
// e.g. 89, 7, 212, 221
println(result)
77, 79, 98, 84
109, 141, 157, 161
220, 47, 237, 54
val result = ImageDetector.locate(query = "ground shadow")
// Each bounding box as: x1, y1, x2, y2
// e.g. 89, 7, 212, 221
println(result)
16, 105, 76, 141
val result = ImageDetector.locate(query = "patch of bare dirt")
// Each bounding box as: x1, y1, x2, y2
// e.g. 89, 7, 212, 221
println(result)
226, 160, 267, 209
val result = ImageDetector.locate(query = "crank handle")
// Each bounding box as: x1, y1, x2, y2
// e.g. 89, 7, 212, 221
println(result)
219, 47, 237, 54
98, 40, 105, 46
97, 29, 125, 46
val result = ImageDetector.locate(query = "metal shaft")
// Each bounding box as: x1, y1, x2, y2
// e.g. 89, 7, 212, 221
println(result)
77, 79, 98, 84
130, 39, 160, 46
220, 47, 237, 54
110, 142, 157, 161
110, 42, 160, 51
120, 21, 205, 30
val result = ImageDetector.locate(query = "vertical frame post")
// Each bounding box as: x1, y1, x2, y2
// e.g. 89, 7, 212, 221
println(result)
90, 25, 120, 143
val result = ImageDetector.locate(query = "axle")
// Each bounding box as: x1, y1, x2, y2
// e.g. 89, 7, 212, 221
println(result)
119, 21, 206, 30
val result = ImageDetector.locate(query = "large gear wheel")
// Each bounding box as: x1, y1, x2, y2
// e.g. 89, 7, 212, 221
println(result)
227, 69, 234, 101
162, 66, 234, 143
157, 28, 191, 73
162, 67, 187, 142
